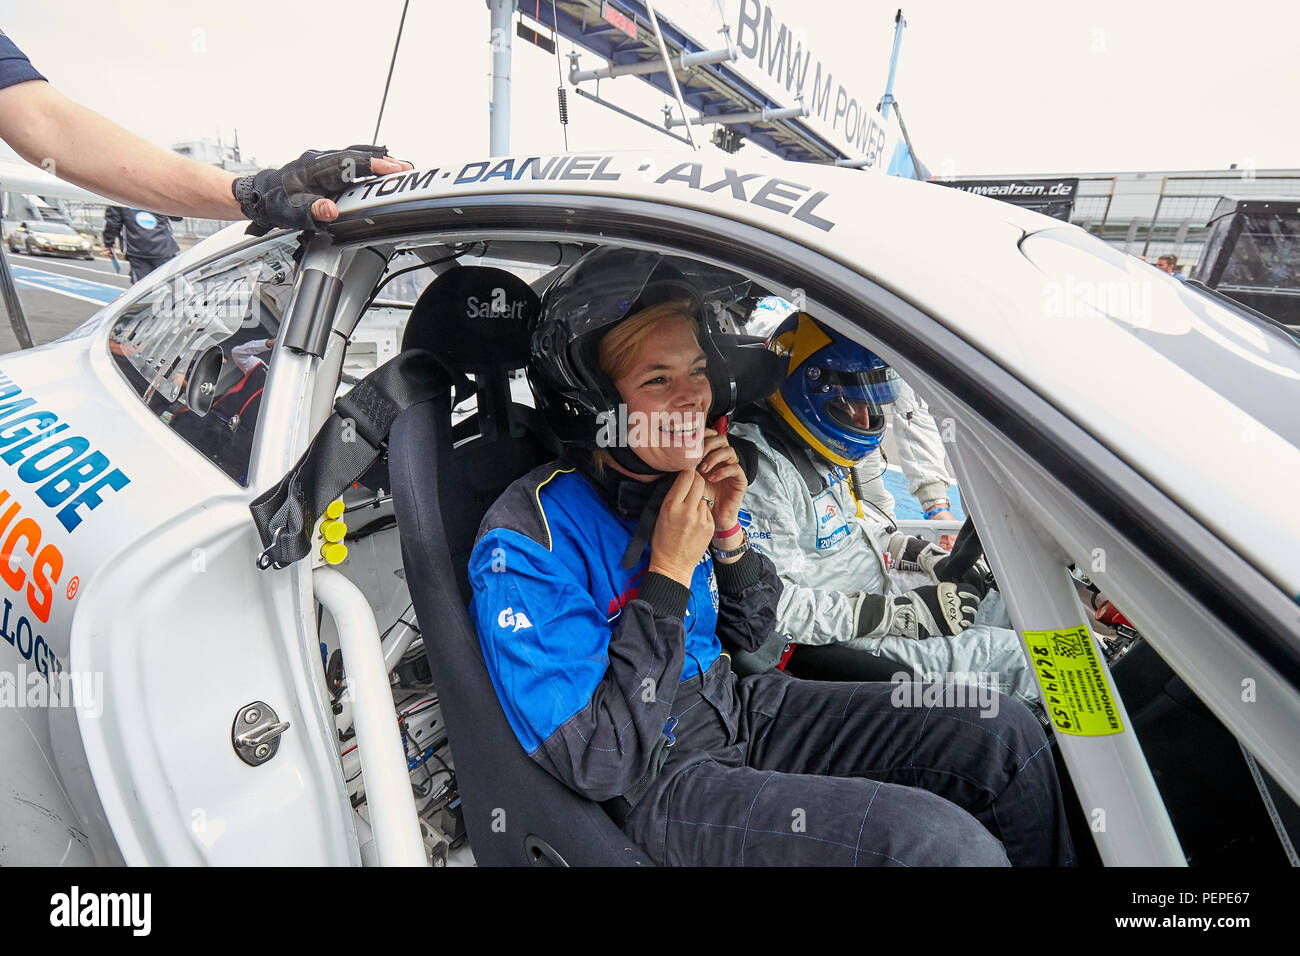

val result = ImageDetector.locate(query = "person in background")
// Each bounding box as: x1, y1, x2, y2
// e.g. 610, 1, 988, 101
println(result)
103, 206, 180, 283
854, 379, 960, 549
0, 28, 410, 233
1156, 255, 1187, 280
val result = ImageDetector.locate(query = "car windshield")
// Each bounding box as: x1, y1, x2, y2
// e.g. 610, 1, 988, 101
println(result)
33, 222, 78, 235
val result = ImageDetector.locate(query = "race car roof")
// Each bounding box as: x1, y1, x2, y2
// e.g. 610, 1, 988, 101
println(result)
328, 149, 1300, 601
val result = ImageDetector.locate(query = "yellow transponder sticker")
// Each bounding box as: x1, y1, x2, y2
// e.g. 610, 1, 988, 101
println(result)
1022, 626, 1124, 737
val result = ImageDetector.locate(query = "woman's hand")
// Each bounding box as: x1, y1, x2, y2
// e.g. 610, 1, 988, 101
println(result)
696, 426, 747, 538
648, 468, 716, 587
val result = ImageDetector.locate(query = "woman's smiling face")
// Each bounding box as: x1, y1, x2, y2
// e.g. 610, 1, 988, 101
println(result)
610, 312, 711, 473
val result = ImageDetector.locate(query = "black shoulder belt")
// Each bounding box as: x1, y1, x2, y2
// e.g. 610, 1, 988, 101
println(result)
249, 349, 471, 570
733, 404, 826, 495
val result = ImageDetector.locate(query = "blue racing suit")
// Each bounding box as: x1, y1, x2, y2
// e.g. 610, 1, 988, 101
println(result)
468, 458, 1074, 866
469, 461, 774, 801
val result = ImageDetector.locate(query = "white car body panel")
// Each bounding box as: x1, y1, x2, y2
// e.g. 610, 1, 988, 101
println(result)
0, 148, 1294, 865
0, 240, 358, 864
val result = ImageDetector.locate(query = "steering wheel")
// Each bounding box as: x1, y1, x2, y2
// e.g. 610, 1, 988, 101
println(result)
937, 516, 996, 594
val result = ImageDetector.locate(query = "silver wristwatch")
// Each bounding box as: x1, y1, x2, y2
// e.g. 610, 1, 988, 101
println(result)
709, 528, 750, 560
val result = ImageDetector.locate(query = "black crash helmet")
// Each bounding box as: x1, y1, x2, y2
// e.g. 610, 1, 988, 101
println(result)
528, 247, 747, 451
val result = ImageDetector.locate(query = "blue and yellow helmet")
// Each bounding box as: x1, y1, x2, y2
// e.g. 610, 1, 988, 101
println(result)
767, 313, 901, 466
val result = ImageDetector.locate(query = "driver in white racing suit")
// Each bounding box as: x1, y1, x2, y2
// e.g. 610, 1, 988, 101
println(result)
728, 312, 1041, 709
748, 297, 959, 541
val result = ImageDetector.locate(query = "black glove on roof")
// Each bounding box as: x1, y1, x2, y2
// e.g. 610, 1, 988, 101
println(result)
233, 144, 392, 235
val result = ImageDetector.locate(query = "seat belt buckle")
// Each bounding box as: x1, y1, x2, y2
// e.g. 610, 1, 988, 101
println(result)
663, 715, 678, 747
256, 526, 287, 571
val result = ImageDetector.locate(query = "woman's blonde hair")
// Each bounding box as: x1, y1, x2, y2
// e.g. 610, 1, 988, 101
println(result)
591, 300, 701, 472
597, 300, 699, 379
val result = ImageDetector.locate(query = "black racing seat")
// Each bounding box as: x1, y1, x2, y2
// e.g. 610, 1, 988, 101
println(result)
389, 265, 654, 866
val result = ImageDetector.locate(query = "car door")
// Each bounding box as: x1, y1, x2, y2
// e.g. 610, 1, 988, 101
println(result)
35, 227, 361, 864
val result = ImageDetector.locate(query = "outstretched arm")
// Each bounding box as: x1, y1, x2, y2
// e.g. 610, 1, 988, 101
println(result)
0, 80, 410, 223
1, 80, 243, 219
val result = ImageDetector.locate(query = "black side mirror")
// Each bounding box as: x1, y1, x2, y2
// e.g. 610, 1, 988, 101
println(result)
185, 345, 225, 417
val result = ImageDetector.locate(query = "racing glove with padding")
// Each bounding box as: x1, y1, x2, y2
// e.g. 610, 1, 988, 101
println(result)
233, 145, 393, 235
886, 533, 947, 578
856, 584, 981, 640
886, 532, 990, 598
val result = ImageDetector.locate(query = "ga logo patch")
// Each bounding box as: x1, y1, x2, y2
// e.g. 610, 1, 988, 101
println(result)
497, 607, 533, 632
134, 211, 159, 229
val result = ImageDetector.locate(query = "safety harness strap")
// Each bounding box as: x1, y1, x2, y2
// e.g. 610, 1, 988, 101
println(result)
250, 349, 469, 570
735, 403, 826, 494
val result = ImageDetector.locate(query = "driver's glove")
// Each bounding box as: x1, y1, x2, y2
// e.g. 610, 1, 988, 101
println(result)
886, 533, 947, 580
856, 584, 980, 640
232, 145, 393, 235
887, 531, 990, 598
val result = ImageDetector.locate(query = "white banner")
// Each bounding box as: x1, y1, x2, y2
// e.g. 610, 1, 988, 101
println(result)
654, 0, 900, 169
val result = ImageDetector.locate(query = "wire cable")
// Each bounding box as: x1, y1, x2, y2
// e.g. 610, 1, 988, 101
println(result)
372, 0, 411, 143
550, 0, 569, 149
359, 250, 467, 316
848, 451, 898, 534
380, 602, 416, 643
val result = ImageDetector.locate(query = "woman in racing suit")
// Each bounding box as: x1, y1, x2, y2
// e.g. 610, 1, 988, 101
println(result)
466, 247, 1074, 866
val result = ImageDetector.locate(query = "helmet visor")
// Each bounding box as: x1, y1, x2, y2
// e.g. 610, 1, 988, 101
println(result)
541, 249, 667, 341
824, 395, 887, 436
818, 366, 903, 405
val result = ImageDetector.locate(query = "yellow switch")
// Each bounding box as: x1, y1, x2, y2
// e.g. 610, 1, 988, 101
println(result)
321, 519, 347, 543
324, 499, 345, 519
320, 542, 348, 565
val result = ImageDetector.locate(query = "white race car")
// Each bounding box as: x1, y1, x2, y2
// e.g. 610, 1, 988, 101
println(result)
2, 150, 1297, 867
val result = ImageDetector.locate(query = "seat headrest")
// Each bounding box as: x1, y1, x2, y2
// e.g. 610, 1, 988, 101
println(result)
401, 265, 540, 371
715, 333, 789, 409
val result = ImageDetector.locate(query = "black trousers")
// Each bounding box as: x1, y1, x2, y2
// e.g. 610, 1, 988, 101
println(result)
624, 659, 1075, 866
128, 255, 174, 284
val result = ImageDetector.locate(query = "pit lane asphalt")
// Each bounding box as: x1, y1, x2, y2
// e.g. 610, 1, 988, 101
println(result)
0, 251, 129, 354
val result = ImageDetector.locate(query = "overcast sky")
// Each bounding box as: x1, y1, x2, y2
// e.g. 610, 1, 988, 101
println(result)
3, 0, 1297, 176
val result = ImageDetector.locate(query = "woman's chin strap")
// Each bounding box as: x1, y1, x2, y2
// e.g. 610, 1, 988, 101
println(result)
609, 443, 667, 477
605, 445, 675, 569
621, 479, 671, 570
